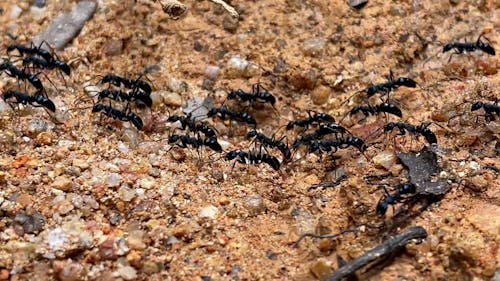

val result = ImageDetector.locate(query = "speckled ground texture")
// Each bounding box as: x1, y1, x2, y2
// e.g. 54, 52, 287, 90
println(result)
0, 0, 498, 280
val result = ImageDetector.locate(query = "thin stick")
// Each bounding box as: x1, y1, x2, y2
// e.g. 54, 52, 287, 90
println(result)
209, 0, 239, 18
324, 226, 427, 281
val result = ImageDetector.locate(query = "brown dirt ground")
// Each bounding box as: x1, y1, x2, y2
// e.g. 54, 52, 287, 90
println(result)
0, 0, 498, 280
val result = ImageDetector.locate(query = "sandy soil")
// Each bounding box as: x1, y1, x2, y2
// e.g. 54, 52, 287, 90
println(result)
0, 0, 498, 280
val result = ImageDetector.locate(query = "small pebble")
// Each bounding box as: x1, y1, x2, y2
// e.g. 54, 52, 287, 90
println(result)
162, 91, 183, 107
301, 37, 326, 57
0, 130, 15, 146
57, 200, 75, 215
33, 0, 46, 7
199, 205, 219, 219
138, 177, 156, 189
0, 100, 12, 116
150, 91, 164, 108
122, 129, 139, 148
349, 0, 368, 8
117, 142, 129, 154
168, 78, 188, 93
58, 263, 83, 281
47, 228, 67, 250
142, 261, 160, 274
205, 65, 220, 80
10, 5, 22, 19
244, 195, 266, 216
116, 266, 137, 281
310, 85, 330, 105
127, 230, 146, 250
468, 175, 488, 192
372, 151, 397, 170
118, 186, 136, 202
226, 56, 249, 78
27, 118, 48, 138
98, 238, 118, 260
222, 15, 238, 33
106, 173, 121, 188
52, 176, 73, 192
310, 260, 333, 280
30, 6, 46, 22
104, 39, 123, 56
36, 131, 55, 146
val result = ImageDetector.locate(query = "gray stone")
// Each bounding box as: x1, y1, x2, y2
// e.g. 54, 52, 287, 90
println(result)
32, 1, 98, 50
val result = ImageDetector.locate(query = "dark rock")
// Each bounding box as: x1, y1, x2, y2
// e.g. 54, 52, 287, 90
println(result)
33, 0, 46, 8
397, 146, 450, 195
349, 0, 368, 9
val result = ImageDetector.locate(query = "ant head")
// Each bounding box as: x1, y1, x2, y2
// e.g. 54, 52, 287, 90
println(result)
348, 136, 367, 152
319, 113, 336, 123
376, 200, 388, 217
2, 90, 14, 100
383, 122, 397, 132
56, 61, 71, 76
225, 150, 238, 160
308, 141, 320, 154
167, 115, 180, 122
168, 134, 180, 143
442, 43, 453, 53
247, 129, 257, 138
396, 77, 417, 87
471, 101, 483, 111
129, 113, 144, 130
92, 103, 104, 112
366, 85, 378, 97
42, 98, 56, 112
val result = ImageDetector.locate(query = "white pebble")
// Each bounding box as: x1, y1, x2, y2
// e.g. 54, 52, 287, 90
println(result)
118, 186, 135, 202
106, 173, 121, 187
10, 5, 22, 19
116, 266, 137, 281
226, 56, 248, 78
199, 205, 219, 219
47, 228, 67, 250
205, 65, 220, 80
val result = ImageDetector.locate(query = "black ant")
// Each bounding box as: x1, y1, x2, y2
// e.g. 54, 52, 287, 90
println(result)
168, 114, 217, 137
7, 42, 56, 64
383, 122, 437, 144
92, 103, 143, 130
308, 136, 367, 155
293, 123, 351, 149
376, 182, 417, 216
247, 130, 291, 160
2, 89, 56, 112
316, 123, 351, 139
207, 107, 257, 127
22, 56, 71, 76
226, 84, 277, 109
443, 34, 496, 62
0, 61, 44, 90
286, 111, 335, 130
96, 89, 153, 108
101, 74, 152, 95
168, 134, 222, 152
366, 70, 417, 98
350, 102, 402, 119
225, 149, 281, 170
471, 100, 499, 121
